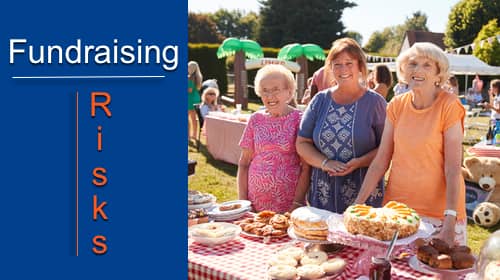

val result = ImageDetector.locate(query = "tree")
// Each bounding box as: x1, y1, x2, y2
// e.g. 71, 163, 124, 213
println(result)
444, 0, 500, 48
210, 9, 259, 41
363, 11, 428, 56
188, 12, 224, 43
257, 0, 356, 49
345, 31, 363, 46
473, 19, 500, 66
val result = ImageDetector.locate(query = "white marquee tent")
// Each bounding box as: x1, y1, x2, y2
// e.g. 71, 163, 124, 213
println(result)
368, 53, 500, 91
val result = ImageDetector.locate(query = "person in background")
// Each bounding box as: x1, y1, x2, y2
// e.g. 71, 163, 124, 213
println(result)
188, 61, 203, 142
296, 38, 386, 214
366, 71, 375, 89
301, 77, 314, 105
445, 75, 459, 95
482, 79, 500, 120
237, 64, 310, 213
393, 80, 409, 96
372, 64, 393, 99
200, 87, 224, 118
200, 78, 218, 95
355, 42, 466, 246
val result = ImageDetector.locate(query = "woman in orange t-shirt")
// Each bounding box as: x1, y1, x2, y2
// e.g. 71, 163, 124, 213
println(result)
355, 42, 466, 246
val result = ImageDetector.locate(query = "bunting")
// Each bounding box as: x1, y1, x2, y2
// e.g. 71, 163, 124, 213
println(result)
446, 34, 500, 54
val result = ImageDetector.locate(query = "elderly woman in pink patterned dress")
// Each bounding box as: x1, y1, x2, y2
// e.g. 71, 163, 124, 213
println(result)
238, 65, 311, 213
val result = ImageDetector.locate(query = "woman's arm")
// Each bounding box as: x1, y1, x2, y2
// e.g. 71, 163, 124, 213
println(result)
296, 136, 346, 174
290, 158, 311, 211
441, 122, 464, 245
354, 119, 394, 204
237, 148, 253, 201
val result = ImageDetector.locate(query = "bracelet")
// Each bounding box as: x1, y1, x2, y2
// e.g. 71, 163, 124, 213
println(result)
293, 201, 304, 207
444, 209, 457, 217
321, 158, 329, 170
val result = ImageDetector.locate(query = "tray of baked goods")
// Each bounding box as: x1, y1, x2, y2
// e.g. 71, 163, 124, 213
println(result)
266, 245, 347, 280
234, 210, 290, 240
409, 237, 475, 275
326, 201, 435, 248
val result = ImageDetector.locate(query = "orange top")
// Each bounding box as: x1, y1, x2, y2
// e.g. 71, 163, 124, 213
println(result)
384, 91, 466, 220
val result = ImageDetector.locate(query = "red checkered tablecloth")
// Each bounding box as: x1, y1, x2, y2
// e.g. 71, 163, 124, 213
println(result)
188, 234, 473, 280
467, 140, 500, 158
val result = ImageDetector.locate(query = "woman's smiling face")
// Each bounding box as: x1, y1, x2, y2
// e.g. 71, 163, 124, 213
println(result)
259, 74, 291, 115
331, 52, 360, 86
404, 56, 439, 90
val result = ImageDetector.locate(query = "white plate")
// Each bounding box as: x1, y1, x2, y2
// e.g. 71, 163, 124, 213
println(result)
208, 200, 252, 216
240, 229, 288, 239
189, 222, 241, 246
210, 207, 251, 221
408, 255, 475, 275
188, 194, 216, 210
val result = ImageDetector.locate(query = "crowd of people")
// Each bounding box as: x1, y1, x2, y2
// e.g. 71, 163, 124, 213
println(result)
189, 37, 499, 248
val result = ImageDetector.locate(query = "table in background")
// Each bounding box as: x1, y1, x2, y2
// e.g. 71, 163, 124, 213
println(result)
204, 113, 249, 165
188, 234, 457, 280
467, 140, 500, 158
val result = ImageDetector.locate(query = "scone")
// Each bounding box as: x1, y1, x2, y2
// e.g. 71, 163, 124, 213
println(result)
268, 265, 297, 280
300, 251, 328, 266
321, 257, 346, 275
297, 264, 325, 279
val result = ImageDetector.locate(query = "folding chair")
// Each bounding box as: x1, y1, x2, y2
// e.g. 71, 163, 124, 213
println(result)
193, 103, 204, 152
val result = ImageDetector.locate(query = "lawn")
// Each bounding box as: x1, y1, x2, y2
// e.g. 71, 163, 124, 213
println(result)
188, 102, 499, 254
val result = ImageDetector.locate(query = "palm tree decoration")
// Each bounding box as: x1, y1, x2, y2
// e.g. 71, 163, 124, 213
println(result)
217, 38, 264, 109
278, 43, 326, 102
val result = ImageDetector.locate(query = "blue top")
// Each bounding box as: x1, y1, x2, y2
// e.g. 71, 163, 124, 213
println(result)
298, 89, 387, 213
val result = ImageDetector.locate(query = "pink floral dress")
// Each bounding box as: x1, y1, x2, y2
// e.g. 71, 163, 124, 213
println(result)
239, 109, 302, 213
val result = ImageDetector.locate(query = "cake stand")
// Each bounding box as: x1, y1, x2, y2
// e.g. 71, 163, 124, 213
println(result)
326, 213, 435, 276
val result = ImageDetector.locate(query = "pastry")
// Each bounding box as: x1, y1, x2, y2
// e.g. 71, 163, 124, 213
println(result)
268, 254, 298, 267
429, 238, 451, 254
417, 245, 439, 264
255, 210, 276, 224
267, 264, 297, 280
429, 254, 453, 269
450, 245, 471, 255
344, 201, 420, 241
277, 246, 303, 261
270, 214, 289, 229
484, 260, 500, 280
450, 252, 475, 269
296, 264, 325, 279
321, 258, 346, 275
300, 251, 328, 266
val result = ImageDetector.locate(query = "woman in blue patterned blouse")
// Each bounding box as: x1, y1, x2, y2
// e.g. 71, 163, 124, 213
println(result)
296, 38, 386, 213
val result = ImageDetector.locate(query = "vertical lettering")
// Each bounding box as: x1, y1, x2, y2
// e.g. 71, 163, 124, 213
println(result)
92, 167, 107, 186
92, 235, 108, 255
93, 195, 108, 221
97, 126, 103, 152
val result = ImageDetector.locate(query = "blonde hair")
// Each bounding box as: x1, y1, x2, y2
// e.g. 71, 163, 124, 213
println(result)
201, 87, 219, 105
188, 61, 203, 89
254, 64, 296, 101
325, 38, 368, 83
396, 42, 449, 87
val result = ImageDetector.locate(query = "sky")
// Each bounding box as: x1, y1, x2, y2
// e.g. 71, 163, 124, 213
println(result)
188, 0, 460, 45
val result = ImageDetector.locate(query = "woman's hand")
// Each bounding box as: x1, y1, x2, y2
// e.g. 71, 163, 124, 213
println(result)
438, 216, 457, 247
322, 160, 347, 175
326, 158, 360, 176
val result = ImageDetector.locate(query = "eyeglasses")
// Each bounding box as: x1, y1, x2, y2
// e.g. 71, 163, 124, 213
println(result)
260, 87, 286, 97
206, 92, 217, 96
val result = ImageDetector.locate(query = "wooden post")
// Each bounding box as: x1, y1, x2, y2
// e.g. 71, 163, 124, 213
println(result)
296, 56, 308, 103
234, 50, 248, 110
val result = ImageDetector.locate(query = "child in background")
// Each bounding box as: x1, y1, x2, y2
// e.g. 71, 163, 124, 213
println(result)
188, 61, 202, 141
200, 87, 224, 118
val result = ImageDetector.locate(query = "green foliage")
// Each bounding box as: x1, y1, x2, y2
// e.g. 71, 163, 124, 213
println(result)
277, 43, 326, 61
216, 38, 264, 59
345, 31, 363, 46
444, 0, 500, 48
257, 0, 356, 49
188, 12, 225, 43
188, 43, 228, 93
210, 9, 259, 40
364, 12, 428, 56
472, 19, 500, 66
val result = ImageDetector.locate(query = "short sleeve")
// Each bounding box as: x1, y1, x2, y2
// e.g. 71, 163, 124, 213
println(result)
200, 105, 209, 118
442, 95, 466, 133
386, 97, 399, 125
239, 113, 256, 151
298, 92, 323, 139
372, 95, 387, 145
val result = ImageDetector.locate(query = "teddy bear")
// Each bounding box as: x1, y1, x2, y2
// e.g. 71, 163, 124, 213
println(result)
462, 156, 500, 227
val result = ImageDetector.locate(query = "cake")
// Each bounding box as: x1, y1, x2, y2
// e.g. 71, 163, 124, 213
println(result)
343, 201, 420, 241
290, 206, 332, 240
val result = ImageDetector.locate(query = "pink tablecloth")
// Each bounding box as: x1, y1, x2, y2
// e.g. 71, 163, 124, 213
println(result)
204, 114, 248, 165
467, 140, 500, 158
188, 234, 455, 280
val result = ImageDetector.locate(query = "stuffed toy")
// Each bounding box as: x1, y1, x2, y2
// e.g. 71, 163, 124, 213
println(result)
462, 156, 500, 227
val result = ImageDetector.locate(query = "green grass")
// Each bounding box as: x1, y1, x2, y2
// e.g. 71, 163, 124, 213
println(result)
188, 103, 499, 254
